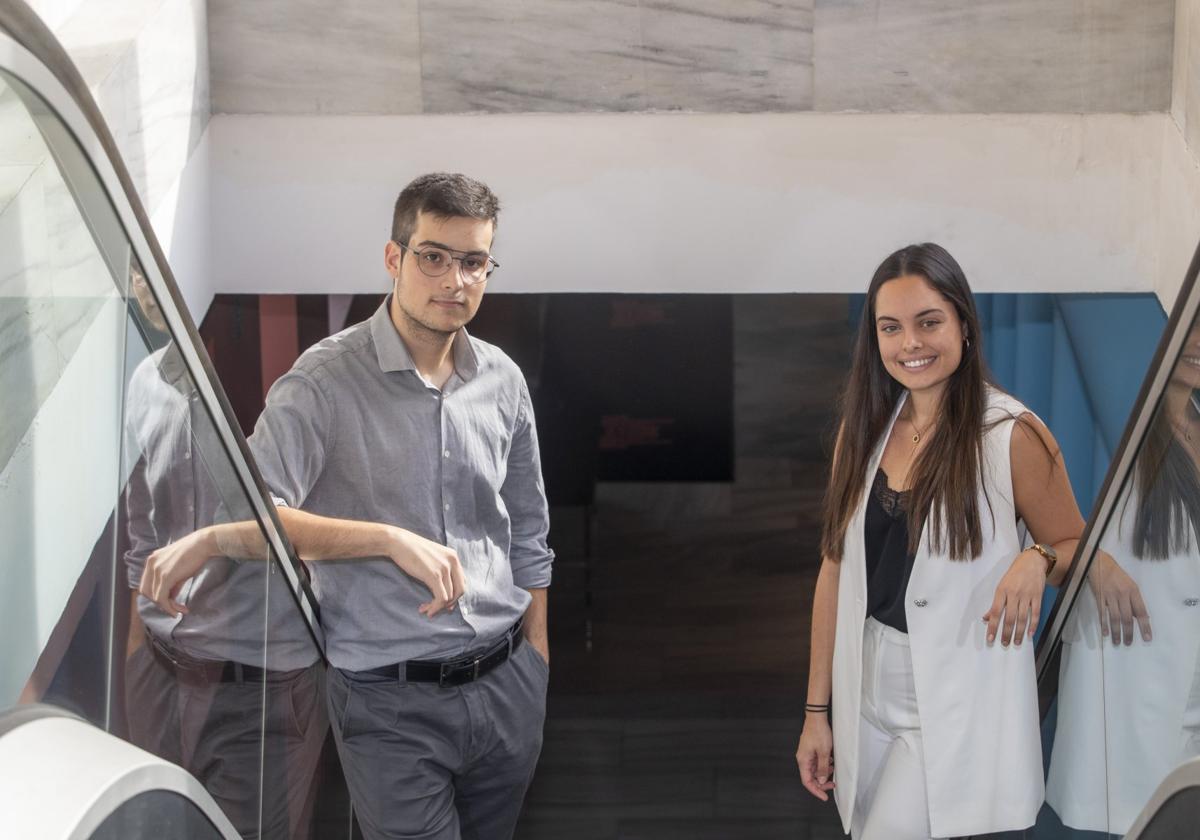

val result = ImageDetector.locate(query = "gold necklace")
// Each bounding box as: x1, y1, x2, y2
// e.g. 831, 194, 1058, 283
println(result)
909, 416, 934, 445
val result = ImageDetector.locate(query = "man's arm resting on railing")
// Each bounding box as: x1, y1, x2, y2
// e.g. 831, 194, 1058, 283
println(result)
138, 506, 465, 619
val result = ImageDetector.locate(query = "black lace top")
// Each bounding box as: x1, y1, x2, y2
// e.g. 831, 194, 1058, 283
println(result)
864, 468, 917, 633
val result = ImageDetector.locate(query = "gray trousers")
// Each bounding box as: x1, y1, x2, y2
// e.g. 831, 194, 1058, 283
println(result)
327, 639, 549, 840
124, 644, 328, 839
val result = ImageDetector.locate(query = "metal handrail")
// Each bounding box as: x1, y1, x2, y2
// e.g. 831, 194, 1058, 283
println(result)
0, 0, 324, 652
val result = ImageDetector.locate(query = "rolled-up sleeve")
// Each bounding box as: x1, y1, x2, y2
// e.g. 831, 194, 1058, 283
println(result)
502, 381, 554, 589
249, 369, 333, 509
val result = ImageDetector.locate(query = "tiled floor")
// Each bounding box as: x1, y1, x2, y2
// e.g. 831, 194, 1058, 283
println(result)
517, 296, 852, 839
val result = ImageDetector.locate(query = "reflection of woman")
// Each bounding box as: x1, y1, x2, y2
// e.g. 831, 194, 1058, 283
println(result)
795, 244, 1084, 839
1047, 345, 1200, 834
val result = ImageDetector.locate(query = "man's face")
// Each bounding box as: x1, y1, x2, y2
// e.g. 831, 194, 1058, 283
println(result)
384, 212, 494, 337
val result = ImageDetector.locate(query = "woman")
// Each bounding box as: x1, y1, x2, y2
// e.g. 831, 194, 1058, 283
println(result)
795, 243, 1084, 839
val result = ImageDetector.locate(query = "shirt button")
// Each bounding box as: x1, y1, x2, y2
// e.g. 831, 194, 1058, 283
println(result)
1185, 598, 1199, 607
913, 598, 928, 608
444, 503, 450, 511
444, 450, 450, 458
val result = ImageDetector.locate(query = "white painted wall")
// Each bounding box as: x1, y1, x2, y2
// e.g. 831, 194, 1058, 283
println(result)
1163, 0, 1200, 312
1157, 119, 1200, 312
210, 112, 1173, 299
151, 127, 211, 316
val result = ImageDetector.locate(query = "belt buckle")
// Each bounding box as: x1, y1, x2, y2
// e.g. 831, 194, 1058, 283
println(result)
438, 657, 482, 687
150, 635, 199, 673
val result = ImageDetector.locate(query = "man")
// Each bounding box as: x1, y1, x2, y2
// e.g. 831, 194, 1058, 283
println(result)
143, 172, 554, 839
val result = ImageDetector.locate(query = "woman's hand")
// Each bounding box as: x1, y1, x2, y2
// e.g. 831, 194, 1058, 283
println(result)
983, 549, 1048, 647
1087, 550, 1152, 646
796, 714, 836, 801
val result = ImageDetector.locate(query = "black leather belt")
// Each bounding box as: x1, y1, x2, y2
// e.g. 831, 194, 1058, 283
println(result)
359, 619, 525, 687
146, 632, 270, 683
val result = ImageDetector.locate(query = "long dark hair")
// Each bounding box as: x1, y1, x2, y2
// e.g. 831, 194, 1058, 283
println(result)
1126, 396, 1200, 559
820, 243, 995, 561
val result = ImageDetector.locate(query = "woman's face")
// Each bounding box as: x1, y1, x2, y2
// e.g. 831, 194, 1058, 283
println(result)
874, 274, 967, 397
1168, 321, 1200, 393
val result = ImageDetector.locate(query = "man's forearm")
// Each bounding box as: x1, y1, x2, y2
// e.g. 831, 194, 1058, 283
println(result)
140, 507, 464, 618
196, 507, 404, 563
275, 506, 398, 561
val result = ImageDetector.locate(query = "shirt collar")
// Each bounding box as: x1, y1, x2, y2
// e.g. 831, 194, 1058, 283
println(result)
370, 295, 479, 381
155, 343, 191, 389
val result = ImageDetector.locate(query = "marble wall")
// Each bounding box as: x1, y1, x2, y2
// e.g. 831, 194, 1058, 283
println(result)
816, 0, 1174, 112
210, 0, 1173, 115
210, 0, 816, 114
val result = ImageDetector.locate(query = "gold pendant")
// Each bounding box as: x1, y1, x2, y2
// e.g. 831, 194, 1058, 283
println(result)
912, 432, 921, 444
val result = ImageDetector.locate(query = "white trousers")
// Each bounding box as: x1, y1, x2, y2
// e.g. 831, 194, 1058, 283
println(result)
852, 617, 937, 840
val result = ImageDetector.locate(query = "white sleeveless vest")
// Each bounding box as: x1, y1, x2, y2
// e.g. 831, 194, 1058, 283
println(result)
831, 388, 1044, 837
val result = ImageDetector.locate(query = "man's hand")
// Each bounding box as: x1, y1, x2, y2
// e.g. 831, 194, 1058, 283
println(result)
522, 588, 549, 666
387, 527, 465, 617
528, 636, 550, 666
140, 527, 217, 617
1087, 550, 1152, 646
983, 549, 1049, 647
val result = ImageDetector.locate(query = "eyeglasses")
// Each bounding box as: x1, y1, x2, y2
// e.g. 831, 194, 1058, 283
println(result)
395, 241, 499, 285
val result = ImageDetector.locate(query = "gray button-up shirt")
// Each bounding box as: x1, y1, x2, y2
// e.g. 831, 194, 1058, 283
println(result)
249, 298, 554, 670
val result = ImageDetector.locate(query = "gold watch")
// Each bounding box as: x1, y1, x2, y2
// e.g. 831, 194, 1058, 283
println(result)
1030, 543, 1057, 578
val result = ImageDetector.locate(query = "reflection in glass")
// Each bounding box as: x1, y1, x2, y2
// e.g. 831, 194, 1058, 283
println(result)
0, 50, 331, 840
1047, 325, 1200, 835
120, 262, 326, 838
0, 69, 129, 715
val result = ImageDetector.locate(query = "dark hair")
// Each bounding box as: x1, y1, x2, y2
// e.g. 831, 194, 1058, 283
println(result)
820, 243, 996, 561
391, 172, 501, 246
1127, 403, 1200, 559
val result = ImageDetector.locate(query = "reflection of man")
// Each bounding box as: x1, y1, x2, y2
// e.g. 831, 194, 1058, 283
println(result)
143, 173, 554, 839
122, 266, 326, 840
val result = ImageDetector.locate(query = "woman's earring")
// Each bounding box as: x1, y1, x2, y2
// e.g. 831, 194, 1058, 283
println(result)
964, 336, 971, 348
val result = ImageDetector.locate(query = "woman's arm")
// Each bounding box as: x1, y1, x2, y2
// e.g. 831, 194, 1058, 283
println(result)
796, 555, 839, 800
985, 414, 1087, 646
1011, 414, 1086, 588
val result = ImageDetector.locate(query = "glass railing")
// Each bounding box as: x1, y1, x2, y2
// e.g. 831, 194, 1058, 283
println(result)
1034, 239, 1200, 838
0, 4, 340, 838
